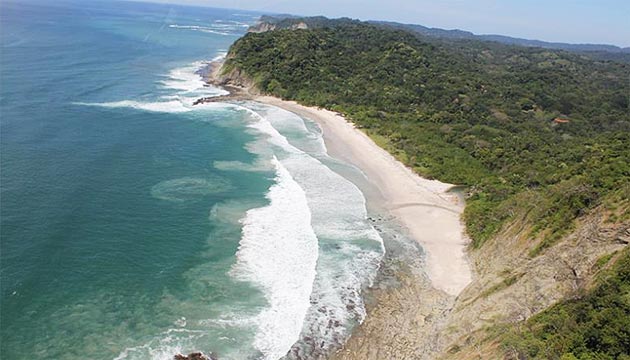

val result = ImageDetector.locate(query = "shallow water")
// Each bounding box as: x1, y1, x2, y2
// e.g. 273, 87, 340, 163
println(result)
1, 1, 384, 359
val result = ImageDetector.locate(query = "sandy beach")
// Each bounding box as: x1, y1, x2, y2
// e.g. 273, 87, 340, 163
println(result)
252, 95, 472, 296
202, 61, 472, 294
203, 63, 473, 358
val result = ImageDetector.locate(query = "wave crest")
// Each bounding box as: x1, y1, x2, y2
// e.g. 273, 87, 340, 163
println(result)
231, 157, 319, 360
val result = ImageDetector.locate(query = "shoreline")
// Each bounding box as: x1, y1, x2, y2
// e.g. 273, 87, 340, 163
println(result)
198, 60, 472, 295
200, 60, 473, 358
251, 95, 472, 296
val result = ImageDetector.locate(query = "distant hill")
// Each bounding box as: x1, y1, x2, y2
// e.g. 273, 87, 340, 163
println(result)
248, 15, 630, 62
370, 20, 630, 54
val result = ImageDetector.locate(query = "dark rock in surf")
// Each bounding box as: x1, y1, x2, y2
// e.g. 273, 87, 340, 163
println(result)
174, 352, 217, 360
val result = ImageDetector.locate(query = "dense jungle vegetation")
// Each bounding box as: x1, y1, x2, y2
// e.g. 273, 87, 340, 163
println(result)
224, 22, 629, 250
223, 22, 629, 357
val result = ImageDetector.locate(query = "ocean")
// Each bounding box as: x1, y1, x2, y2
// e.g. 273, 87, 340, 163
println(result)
0, 1, 384, 359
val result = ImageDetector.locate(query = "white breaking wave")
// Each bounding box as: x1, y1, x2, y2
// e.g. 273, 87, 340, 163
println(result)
95, 93, 384, 359
78, 47, 383, 358
255, 105, 384, 356
75, 60, 228, 113
243, 103, 383, 242
231, 157, 319, 360
168, 21, 250, 35
213, 19, 250, 27
158, 61, 227, 95
168, 24, 232, 36
211, 51, 228, 62
74, 100, 192, 113
75, 99, 237, 113
225, 103, 384, 357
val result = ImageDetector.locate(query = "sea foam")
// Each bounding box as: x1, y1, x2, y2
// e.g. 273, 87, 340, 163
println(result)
114, 329, 206, 360
169, 21, 249, 36
158, 61, 227, 95
75, 60, 227, 114
226, 103, 384, 357
231, 157, 319, 360
75, 100, 192, 113
76, 55, 383, 359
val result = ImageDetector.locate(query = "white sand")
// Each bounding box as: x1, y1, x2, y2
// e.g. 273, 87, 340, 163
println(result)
254, 95, 472, 296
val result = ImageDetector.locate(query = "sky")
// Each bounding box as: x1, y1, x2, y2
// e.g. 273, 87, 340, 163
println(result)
134, 0, 630, 47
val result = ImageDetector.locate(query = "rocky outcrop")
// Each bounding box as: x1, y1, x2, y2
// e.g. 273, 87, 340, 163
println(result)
192, 61, 257, 106
174, 352, 216, 360
330, 266, 454, 360
202, 58, 258, 94
248, 21, 308, 33
214, 66, 258, 92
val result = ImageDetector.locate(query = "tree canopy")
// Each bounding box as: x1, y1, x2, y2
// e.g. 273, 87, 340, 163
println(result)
225, 23, 629, 250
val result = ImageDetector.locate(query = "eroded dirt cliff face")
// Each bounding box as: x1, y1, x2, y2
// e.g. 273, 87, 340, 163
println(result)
247, 21, 308, 33
213, 65, 257, 92
440, 206, 629, 359
332, 205, 628, 360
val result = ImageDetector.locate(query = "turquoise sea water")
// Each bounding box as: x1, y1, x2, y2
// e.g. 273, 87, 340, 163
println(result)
0, 1, 384, 359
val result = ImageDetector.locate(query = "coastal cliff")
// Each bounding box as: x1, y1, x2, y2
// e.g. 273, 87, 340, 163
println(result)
216, 17, 630, 359
328, 204, 628, 359
208, 57, 257, 91
442, 205, 629, 358
246, 15, 358, 33
248, 20, 308, 33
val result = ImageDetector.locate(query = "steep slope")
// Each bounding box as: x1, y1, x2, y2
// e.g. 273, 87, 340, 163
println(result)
441, 200, 629, 359
331, 203, 628, 360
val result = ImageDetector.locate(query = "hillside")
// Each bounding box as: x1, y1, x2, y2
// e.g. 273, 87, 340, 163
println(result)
369, 20, 630, 54
220, 19, 630, 359
248, 15, 630, 62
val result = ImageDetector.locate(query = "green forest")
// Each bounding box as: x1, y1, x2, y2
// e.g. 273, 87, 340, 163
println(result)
223, 20, 630, 358
224, 22, 629, 249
